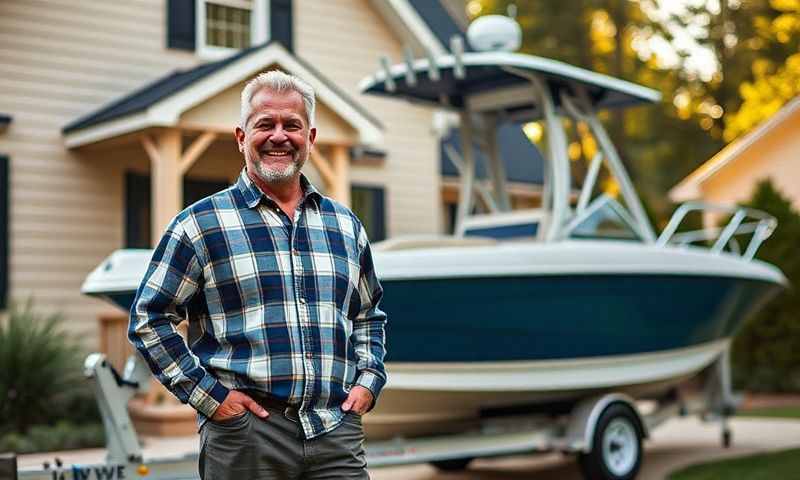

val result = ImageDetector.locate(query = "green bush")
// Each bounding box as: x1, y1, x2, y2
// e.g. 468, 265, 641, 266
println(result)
0, 421, 105, 454
0, 300, 101, 435
730, 179, 800, 392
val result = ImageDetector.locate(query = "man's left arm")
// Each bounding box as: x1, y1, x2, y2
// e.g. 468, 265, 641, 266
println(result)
344, 225, 387, 414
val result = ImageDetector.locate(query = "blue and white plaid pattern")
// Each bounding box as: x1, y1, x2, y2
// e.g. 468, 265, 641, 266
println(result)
129, 170, 387, 439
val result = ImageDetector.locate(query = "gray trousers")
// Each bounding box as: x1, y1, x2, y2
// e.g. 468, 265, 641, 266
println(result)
199, 407, 369, 479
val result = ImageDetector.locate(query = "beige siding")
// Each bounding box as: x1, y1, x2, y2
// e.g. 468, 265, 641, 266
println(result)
0, 0, 200, 345
180, 81, 360, 146
295, 0, 442, 239
700, 111, 800, 226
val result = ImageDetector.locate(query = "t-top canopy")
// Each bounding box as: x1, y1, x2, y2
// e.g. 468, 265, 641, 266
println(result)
359, 51, 661, 120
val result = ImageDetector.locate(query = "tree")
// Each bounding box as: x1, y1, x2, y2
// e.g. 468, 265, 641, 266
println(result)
731, 180, 800, 391
650, 0, 800, 142
724, 1, 800, 140
470, 0, 721, 226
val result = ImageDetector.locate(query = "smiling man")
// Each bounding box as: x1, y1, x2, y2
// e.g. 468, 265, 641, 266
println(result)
129, 70, 387, 479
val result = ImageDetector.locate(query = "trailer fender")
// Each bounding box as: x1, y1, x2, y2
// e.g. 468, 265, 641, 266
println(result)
561, 394, 647, 453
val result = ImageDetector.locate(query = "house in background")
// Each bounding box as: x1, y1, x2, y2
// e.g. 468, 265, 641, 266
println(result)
670, 95, 800, 225
0, 0, 545, 434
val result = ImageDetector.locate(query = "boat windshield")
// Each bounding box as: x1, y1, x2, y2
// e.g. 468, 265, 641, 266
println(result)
567, 196, 642, 241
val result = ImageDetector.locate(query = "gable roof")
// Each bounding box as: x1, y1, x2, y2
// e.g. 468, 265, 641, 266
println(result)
669, 95, 800, 201
63, 42, 383, 148
406, 0, 472, 53
370, 0, 470, 57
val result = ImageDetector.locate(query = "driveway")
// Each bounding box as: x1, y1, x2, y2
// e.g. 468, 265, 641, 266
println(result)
370, 416, 800, 480
17, 416, 800, 480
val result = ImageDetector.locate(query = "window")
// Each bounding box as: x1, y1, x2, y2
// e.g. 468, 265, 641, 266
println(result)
168, 0, 292, 55
205, 1, 252, 49
196, 0, 267, 58
351, 185, 386, 242
125, 173, 230, 248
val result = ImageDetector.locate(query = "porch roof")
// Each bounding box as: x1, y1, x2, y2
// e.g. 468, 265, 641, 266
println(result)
62, 42, 383, 148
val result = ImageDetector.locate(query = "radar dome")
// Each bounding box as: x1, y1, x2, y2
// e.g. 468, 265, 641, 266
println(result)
467, 15, 522, 52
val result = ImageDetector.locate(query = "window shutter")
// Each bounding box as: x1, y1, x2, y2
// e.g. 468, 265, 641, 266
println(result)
0, 156, 8, 310
352, 185, 387, 242
372, 187, 386, 241
167, 0, 196, 51
270, 0, 293, 52
125, 172, 151, 249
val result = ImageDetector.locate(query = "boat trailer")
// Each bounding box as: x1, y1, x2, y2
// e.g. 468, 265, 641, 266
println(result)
10, 348, 737, 480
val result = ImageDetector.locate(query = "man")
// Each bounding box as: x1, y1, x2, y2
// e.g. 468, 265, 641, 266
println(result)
129, 70, 387, 479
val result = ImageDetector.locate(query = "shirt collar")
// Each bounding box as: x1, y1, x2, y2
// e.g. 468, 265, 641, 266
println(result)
236, 168, 322, 209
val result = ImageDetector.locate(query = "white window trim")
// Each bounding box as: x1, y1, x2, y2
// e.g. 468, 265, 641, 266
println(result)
196, 0, 268, 60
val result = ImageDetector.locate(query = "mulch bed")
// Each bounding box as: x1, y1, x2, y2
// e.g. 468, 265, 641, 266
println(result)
741, 393, 800, 409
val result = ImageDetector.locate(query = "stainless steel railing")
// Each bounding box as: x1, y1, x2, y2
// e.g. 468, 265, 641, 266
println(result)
657, 202, 777, 260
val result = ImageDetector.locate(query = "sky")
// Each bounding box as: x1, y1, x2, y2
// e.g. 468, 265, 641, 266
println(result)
640, 0, 724, 81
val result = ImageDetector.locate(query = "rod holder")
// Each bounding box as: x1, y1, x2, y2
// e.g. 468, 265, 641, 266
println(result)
426, 49, 440, 81
403, 46, 417, 86
380, 56, 396, 92
450, 36, 465, 79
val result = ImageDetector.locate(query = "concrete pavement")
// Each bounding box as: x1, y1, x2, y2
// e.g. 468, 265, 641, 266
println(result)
17, 416, 800, 479
369, 416, 800, 480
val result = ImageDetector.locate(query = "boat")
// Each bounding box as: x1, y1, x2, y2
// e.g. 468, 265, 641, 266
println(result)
82, 14, 787, 442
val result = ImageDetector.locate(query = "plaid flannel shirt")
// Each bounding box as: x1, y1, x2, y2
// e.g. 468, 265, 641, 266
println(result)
129, 169, 387, 439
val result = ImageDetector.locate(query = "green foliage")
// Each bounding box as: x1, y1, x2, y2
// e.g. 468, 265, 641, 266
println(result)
474, 1, 800, 225
0, 421, 105, 454
668, 448, 800, 480
730, 180, 800, 391
0, 300, 100, 435
475, 0, 724, 225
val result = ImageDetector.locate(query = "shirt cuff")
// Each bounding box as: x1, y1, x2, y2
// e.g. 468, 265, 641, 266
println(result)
188, 374, 230, 418
355, 370, 386, 411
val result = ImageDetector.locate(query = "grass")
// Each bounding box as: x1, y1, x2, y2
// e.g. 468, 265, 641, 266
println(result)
737, 405, 800, 420
668, 448, 800, 480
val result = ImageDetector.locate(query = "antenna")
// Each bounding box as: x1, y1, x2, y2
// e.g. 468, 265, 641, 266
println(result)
507, 4, 517, 19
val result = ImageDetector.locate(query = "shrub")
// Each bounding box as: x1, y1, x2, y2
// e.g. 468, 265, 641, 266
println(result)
0, 421, 105, 454
731, 179, 800, 392
0, 300, 97, 435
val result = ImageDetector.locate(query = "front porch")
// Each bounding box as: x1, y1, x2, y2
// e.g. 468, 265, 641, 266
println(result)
63, 42, 384, 435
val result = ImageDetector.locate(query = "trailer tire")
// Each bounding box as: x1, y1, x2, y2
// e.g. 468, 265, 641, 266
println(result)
430, 457, 473, 471
578, 403, 643, 480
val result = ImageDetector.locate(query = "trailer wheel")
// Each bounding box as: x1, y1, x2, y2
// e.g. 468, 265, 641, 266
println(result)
579, 403, 643, 480
430, 457, 473, 471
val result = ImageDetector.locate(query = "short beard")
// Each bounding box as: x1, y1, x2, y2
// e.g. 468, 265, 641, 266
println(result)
250, 154, 305, 184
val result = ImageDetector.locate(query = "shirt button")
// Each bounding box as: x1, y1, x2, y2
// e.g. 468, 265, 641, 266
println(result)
293, 249, 299, 255
306, 353, 313, 359
299, 298, 307, 304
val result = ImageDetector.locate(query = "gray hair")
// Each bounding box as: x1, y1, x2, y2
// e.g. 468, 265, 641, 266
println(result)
240, 70, 316, 128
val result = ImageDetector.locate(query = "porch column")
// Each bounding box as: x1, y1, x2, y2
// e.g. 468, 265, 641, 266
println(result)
309, 145, 351, 206
330, 145, 351, 207
142, 129, 183, 246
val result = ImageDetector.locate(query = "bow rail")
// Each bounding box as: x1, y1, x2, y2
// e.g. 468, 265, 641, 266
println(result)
657, 202, 777, 260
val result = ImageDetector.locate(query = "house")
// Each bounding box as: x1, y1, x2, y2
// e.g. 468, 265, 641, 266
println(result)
0, 0, 545, 434
670, 95, 800, 226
